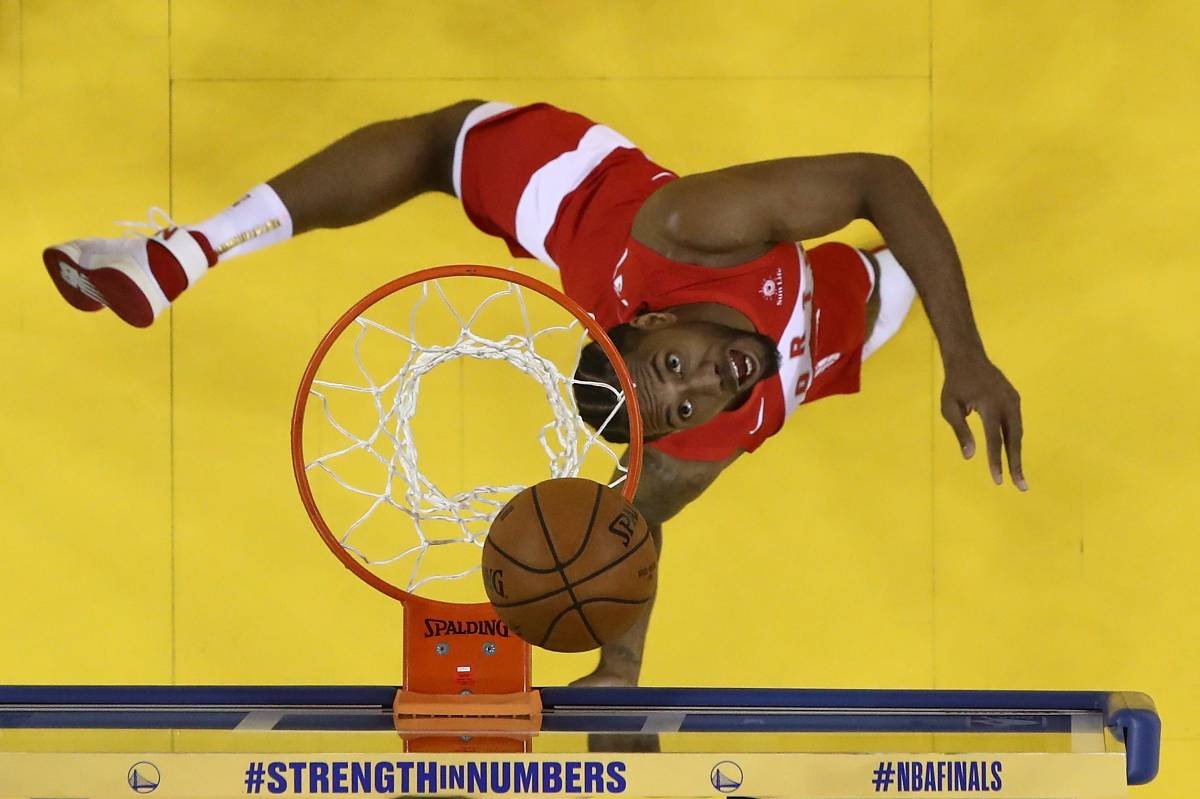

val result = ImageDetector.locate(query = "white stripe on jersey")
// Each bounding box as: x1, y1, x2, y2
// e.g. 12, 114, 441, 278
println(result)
773, 244, 816, 416
514, 124, 636, 270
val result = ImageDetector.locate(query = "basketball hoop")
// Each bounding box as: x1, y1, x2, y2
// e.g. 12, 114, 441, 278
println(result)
291, 264, 642, 740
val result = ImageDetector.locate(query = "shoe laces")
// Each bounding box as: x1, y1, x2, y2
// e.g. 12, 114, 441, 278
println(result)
116, 206, 180, 239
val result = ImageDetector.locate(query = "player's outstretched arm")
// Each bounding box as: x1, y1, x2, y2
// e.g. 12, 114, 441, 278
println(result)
572, 448, 739, 687
633, 155, 1025, 490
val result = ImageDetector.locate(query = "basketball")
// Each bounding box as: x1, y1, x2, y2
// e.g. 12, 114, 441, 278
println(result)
481, 477, 658, 652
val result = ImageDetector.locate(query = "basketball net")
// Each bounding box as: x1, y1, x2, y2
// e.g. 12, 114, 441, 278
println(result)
292, 266, 642, 743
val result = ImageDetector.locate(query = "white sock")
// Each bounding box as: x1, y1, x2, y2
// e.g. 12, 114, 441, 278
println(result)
189, 183, 294, 265
863, 248, 917, 360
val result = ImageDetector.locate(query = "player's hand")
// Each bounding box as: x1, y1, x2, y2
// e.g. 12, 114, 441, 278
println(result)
569, 668, 661, 752
940, 355, 1026, 490
569, 667, 638, 688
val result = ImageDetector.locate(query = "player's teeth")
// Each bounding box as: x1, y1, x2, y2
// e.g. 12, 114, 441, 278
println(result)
744, 355, 753, 376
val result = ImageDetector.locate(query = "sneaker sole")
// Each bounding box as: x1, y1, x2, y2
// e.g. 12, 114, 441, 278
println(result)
43, 247, 155, 328
43, 247, 103, 312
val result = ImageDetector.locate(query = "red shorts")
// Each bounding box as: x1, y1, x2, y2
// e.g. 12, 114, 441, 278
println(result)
453, 101, 676, 313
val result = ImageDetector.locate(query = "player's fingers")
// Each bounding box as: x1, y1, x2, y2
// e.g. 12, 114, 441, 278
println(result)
1003, 404, 1027, 491
940, 396, 975, 459
980, 406, 1004, 485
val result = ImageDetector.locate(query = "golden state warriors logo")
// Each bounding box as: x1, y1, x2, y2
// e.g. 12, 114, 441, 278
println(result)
128, 761, 161, 793
710, 760, 743, 793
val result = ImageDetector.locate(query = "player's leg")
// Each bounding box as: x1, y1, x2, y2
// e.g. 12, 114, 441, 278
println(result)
43, 100, 485, 328
269, 100, 482, 233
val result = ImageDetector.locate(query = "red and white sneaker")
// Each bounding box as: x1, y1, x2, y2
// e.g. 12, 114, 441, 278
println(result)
43, 208, 217, 328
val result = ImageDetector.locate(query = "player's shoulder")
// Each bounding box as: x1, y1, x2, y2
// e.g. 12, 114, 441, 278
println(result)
631, 178, 776, 269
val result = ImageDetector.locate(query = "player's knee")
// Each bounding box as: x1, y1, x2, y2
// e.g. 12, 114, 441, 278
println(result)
437, 99, 488, 129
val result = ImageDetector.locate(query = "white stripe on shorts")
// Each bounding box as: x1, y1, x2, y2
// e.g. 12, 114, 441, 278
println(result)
452, 101, 516, 200
863, 248, 917, 361
513, 124, 636, 269
855, 248, 878, 298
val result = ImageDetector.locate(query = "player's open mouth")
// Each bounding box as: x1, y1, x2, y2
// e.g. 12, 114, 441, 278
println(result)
728, 348, 758, 390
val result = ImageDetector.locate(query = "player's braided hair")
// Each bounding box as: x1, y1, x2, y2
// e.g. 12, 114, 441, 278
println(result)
572, 323, 643, 444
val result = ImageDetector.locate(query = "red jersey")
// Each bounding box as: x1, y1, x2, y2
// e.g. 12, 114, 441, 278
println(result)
456, 101, 873, 461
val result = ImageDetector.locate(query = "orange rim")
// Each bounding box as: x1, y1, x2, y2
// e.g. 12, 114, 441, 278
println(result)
291, 264, 643, 605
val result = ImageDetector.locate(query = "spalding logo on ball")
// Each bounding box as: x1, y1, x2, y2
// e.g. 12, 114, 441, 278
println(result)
481, 477, 658, 652
606, 509, 638, 546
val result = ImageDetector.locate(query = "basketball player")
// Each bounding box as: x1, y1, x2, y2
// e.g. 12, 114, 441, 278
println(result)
42, 100, 1025, 689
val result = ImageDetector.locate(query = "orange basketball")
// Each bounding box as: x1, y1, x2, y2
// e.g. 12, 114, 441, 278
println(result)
481, 477, 657, 652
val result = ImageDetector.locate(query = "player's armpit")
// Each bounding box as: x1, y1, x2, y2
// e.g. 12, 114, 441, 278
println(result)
626, 446, 741, 527
631, 153, 902, 260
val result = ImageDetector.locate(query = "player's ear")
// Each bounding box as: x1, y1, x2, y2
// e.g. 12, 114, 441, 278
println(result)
629, 311, 677, 330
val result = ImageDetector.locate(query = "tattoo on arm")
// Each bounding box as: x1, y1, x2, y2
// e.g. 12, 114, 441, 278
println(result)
627, 447, 739, 527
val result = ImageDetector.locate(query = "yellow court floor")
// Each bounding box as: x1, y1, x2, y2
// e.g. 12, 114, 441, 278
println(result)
1, 2, 1197, 795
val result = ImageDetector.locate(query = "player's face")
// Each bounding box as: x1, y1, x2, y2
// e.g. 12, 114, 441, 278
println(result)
622, 315, 777, 437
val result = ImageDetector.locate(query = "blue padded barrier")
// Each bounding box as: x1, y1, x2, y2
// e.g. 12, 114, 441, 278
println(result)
1103, 692, 1161, 785
544, 687, 1161, 785
0, 685, 1160, 784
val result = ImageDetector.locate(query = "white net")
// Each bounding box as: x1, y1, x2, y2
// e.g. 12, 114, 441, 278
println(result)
300, 273, 632, 599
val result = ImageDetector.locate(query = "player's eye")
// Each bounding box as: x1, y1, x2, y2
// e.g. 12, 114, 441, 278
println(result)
666, 354, 682, 374
678, 400, 693, 420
